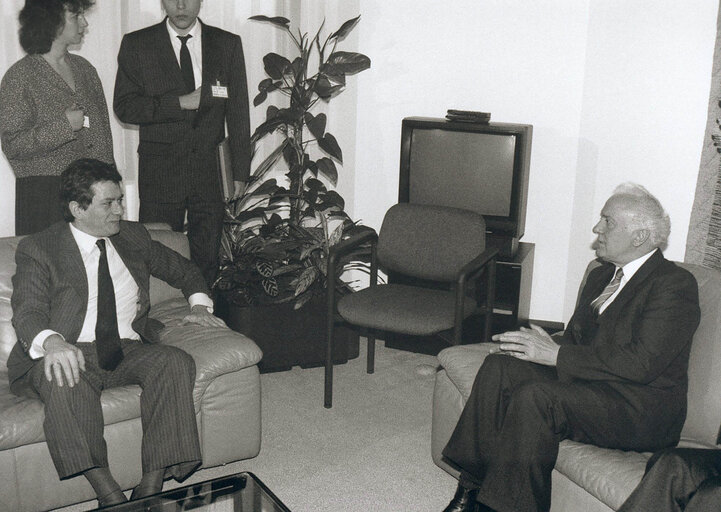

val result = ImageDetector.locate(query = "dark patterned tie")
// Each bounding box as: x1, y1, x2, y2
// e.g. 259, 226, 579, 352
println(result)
590, 267, 624, 314
96, 239, 123, 370
178, 34, 195, 93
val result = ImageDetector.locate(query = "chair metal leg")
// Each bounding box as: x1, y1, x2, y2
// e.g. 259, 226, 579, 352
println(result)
325, 321, 333, 409
367, 335, 375, 374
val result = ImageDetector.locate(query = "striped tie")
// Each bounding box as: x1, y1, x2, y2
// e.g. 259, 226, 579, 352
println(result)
590, 267, 624, 313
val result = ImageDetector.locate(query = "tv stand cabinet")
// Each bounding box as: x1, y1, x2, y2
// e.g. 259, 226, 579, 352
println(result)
384, 242, 534, 355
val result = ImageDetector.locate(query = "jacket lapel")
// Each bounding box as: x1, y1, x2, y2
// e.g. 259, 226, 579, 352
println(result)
197, 20, 224, 120
111, 228, 149, 303
580, 262, 615, 308
201, 21, 223, 86
599, 249, 664, 319
155, 19, 186, 90
57, 224, 88, 305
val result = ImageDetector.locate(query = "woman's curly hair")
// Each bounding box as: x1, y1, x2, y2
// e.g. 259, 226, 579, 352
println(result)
18, 0, 95, 54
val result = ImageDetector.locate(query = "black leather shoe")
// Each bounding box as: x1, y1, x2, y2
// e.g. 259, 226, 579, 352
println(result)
442, 484, 479, 512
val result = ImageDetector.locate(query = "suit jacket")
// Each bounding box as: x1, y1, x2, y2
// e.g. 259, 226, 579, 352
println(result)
113, 19, 250, 202
0, 53, 114, 178
7, 221, 209, 391
555, 250, 701, 447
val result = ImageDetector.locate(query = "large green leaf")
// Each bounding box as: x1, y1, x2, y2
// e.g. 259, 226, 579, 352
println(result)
291, 56, 305, 82
329, 15, 361, 41
319, 190, 345, 210
266, 105, 280, 120
304, 112, 327, 140
263, 53, 292, 80
293, 266, 320, 296
282, 142, 298, 167
251, 178, 280, 196
255, 260, 274, 277
328, 222, 345, 246
319, 85, 344, 101
322, 67, 346, 86
316, 158, 338, 185
249, 15, 290, 29
313, 75, 334, 99
304, 178, 326, 192
251, 117, 283, 144
251, 140, 287, 181
293, 291, 314, 310
325, 52, 371, 75
262, 277, 279, 297
299, 242, 322, 261
253, 90, 267, 107
318, 133, 343, 162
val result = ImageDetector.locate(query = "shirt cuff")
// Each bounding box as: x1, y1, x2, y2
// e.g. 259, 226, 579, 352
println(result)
188, 293, 214, 313
29, 330, 64, 360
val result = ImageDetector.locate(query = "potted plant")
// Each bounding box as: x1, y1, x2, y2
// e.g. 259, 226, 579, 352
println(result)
213, 14, 372, 371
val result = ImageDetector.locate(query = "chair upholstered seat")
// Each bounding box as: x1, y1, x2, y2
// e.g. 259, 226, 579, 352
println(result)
337, 283, 478, 335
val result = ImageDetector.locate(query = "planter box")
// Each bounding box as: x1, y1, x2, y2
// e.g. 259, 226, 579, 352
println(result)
217, 295, 360, 373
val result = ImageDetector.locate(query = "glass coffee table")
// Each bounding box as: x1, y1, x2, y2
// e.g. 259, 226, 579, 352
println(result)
93, 472, 291, 511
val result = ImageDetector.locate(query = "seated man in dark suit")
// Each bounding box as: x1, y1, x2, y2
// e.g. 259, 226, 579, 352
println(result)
619, 447, 721, 512
6, 158, 227, 506
441, 183, 701, 512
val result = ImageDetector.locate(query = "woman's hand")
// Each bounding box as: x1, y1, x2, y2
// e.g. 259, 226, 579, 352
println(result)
65, 104, 85, 131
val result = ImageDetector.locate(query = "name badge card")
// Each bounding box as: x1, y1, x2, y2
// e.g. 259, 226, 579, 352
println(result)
212, 80, 228, 98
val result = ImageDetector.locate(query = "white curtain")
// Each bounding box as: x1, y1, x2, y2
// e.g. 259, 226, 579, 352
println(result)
686, 1, 721, 269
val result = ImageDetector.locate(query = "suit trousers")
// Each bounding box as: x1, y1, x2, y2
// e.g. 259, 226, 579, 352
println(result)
27, 340, 201, 480
618, 448, 721, 512
139, 195, 225, 287
442, 354, 667, 512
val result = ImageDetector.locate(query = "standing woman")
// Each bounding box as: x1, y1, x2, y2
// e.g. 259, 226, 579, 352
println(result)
0, 0, 113, 235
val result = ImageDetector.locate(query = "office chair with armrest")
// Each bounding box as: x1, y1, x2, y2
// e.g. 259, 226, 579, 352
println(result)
324, 203, 497, 408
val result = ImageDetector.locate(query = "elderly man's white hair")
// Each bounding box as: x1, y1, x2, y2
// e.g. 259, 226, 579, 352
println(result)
611, 183, 671, 249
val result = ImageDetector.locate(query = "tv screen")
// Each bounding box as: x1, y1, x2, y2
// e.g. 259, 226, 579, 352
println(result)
399, 117, 532, 245
408, 129, 516, 217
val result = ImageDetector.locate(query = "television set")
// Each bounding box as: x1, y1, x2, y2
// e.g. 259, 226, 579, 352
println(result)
399, 117, 532, 257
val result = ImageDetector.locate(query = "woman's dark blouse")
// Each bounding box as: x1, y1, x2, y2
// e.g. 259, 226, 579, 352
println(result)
0, 53, 114, 178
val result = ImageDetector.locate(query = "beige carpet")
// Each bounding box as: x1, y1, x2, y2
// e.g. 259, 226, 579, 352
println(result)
56, 339, 458, 511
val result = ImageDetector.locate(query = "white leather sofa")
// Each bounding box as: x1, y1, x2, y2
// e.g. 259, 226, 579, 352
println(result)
0, 226, 263, 512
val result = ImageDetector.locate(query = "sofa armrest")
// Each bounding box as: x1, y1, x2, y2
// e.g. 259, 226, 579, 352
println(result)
150, 298, 263, 407
437, 343, 496, 401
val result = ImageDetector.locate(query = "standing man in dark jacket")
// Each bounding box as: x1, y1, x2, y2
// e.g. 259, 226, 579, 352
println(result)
441, 183, 701, 512
113, 0, 251, 286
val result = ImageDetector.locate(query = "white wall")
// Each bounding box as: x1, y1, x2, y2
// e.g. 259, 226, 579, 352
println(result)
566, 0, 716, 319
352, 0, 718, 323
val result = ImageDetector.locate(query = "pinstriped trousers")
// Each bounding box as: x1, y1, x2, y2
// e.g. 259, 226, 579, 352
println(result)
26, 340, 201, 481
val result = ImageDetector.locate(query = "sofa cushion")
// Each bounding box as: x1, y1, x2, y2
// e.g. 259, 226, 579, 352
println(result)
555, 441, 649, 510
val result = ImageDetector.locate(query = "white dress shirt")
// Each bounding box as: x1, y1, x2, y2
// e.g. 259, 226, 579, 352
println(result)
598, 249, 657, 314
166, 18, 203, 90
29, 223, 213, 359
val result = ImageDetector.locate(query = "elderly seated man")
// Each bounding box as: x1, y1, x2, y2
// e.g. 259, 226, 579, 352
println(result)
441, 183, 701, 512
7, 158, 227, 506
